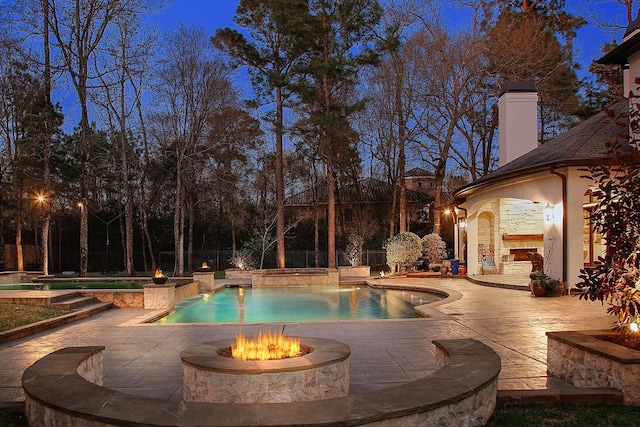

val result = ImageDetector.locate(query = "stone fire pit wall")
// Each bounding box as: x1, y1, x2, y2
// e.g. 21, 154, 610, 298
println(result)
181, 337, 350, 403
23, 339, 500, 426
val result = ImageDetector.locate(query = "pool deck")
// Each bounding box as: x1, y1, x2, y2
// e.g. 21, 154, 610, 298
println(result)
0, 274, 614, 407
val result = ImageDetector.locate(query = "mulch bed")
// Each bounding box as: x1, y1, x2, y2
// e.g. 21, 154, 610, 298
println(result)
596, 334, 640, 351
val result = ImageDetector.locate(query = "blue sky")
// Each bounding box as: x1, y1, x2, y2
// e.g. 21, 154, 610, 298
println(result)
151, 0, 628, 79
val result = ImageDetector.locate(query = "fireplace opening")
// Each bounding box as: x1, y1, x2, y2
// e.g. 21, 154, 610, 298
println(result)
509, 248, 537, 262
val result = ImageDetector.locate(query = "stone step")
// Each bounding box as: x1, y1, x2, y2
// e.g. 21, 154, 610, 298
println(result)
51, 296, 97, 310
0, 301, 113, 344
496, 387, 624, 407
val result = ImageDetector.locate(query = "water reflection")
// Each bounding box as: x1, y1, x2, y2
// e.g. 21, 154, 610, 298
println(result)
160, 286, 441, 324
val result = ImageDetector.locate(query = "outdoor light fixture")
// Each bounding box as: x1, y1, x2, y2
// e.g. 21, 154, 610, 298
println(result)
543, 203, 554, 222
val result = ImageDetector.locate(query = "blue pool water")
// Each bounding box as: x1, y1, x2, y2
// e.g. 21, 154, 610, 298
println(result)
158, 286, 441, 323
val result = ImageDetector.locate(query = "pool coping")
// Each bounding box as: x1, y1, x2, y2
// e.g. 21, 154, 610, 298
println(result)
0, 280, 461, 342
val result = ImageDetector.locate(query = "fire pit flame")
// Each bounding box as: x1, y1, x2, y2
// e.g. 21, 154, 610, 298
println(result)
232, 330, 301, 361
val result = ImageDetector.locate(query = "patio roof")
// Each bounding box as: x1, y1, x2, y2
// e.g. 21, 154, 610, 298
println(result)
454, 99, 629, 199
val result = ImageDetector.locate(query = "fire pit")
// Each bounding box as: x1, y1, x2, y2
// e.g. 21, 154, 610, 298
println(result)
181, 333, 350, 404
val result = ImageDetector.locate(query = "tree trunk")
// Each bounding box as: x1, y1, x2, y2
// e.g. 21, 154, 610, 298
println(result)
389, 176, 397, 239
396, 53, 407, 233
187, 198, 194, 274
15, 197, 23, 272
275, 86, 286, 268
174, 170, 184, 276
327, 149, 336, 268
41, 0, 51, 275
79, 82, 90, 277
119, 77, 135, 275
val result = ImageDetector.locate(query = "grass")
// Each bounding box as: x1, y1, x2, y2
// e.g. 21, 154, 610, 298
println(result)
2, 405, 639, 426
486, 405, 640, 426
0, 303, 70, 332
0, 409, 27, 426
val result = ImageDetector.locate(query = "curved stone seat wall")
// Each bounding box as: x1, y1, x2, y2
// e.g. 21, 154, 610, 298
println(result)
23, 339, 500, 427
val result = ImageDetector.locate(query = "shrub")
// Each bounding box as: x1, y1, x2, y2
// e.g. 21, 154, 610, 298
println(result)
422, 233, 448, 265
385, 232, 423, 273
345, 234, 364, 266
229, 248, 256, 270
577, 124, 640, 333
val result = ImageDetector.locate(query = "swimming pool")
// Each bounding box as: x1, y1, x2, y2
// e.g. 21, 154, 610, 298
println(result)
158, 286, 442, 323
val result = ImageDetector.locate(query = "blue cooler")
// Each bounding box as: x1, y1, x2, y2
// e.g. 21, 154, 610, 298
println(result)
450, 259, 460, 275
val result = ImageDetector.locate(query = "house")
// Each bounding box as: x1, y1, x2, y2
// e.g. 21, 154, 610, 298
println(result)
452, 40, 635, 288
286, 177, 433, 245
405, 167, 437, 195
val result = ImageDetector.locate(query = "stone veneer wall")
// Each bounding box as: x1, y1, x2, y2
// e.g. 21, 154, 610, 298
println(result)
80, 291, 144, 308
499, 199, 543, 260
224, 269, 254, 280
144, 282, 201, 309
547, 331, 640, 405
182, 338, 350, 404
338, 266, 371, 278
252, 268, 339, 287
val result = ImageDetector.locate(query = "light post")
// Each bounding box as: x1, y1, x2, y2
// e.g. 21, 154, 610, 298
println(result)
35, 192, 49, 276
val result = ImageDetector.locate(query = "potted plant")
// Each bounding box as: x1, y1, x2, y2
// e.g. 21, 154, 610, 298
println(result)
529, 271, 564, 297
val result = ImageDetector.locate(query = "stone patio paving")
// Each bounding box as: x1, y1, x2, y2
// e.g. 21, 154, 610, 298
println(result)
0, 276, 613, 404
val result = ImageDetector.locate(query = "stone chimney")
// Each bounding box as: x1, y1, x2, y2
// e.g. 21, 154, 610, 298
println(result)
498, 81, 538, 166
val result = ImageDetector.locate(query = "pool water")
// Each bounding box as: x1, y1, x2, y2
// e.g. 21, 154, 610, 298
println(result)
158, 286, 441, 324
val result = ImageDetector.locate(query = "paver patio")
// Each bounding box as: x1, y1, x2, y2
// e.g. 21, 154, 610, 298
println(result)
0, 276, 613, 404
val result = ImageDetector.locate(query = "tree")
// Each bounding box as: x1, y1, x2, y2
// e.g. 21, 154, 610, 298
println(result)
483, 1, 585, 140
91, 8, 157, 276
385, 231, 422, 273
291, 0, 384, 269
584, 43, 624, 116
213, 0, 308, 269
359, 1, 421, 238
411, 18, 486, 235
47, 0, 128, 276
577, 114, 640, 333
152, 25, 235, 276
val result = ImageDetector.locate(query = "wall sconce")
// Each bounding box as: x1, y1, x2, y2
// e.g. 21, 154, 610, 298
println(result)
543, 203, 554, 222
459, 220, 466, 228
